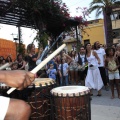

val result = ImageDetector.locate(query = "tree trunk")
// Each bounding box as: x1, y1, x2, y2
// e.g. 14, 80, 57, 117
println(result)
106, 14, 113, 46
103, 8, 113, 47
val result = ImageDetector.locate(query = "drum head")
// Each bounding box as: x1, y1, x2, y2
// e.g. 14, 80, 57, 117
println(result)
33, 78, 55, 87
51, 86, 90, 97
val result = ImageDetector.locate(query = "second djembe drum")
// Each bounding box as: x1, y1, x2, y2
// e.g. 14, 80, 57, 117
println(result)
51, 86, 91, 120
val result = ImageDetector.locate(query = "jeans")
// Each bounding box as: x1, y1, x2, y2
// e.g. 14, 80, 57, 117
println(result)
60, 75, 68, 86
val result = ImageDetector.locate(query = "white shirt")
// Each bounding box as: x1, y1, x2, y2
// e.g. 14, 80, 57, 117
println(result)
58, 63, 69, 76
94, 48, 106, 67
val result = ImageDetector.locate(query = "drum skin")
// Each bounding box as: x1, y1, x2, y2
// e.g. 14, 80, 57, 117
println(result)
51, 86, 91, 120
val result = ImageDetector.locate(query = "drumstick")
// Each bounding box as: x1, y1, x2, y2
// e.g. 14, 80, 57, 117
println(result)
7, 44, 66, 94
0, 63, 10, 70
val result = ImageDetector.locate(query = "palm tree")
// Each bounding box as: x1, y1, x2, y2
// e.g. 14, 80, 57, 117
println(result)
89, 0, 120, 46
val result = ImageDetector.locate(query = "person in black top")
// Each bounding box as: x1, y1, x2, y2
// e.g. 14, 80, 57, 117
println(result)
26, 43, 43, 71
16, 54, 26, 70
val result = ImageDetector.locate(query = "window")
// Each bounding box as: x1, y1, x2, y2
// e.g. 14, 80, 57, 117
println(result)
111, 12, 120, 20
113, 29, 120, 38
84, 39, 90, 45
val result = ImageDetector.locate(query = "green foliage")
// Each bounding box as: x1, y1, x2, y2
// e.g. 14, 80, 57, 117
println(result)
34, 32, 49, 48
17, 28, 25, 55
11, 0, 70, 32
18, 43, 25, 55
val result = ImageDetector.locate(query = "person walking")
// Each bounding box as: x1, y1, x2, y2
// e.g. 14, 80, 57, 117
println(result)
85, 43, 103, 96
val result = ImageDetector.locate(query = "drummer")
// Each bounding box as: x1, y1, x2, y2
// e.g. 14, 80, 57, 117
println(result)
0, 70, 35, 120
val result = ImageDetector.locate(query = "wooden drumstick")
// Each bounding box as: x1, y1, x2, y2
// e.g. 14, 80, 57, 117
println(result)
7, 44, 66, 94
0, 63, 11, 70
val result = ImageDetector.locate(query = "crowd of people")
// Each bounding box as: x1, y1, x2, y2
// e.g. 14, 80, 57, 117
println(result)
28, 42, 120, 99
0, 41, 120, 120
0, 41, 120, 100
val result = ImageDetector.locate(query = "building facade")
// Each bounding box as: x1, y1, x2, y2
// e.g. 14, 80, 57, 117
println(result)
0, 38, 16, 60
111, 8, 120, 43
81, 19, 106, 45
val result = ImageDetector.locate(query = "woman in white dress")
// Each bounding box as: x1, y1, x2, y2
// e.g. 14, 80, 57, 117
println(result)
85, 43, 103, 96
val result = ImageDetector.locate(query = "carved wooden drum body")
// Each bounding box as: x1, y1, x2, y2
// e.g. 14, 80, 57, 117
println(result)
0, 78, 56, 120
51, 86, 91, 120
27, 78, 56, 120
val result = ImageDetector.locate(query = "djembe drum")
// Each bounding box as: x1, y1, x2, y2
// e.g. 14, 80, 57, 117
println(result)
51, 86, 91, 120
26, 78, 56, 120
0, 78, 56, 120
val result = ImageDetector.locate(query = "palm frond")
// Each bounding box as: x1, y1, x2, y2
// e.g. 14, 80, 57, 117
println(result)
90, 0, 106, 7
96, 10, 103, 18
89, 5, 103, 13
101, 0, 107, 5
96, 7, 103, 17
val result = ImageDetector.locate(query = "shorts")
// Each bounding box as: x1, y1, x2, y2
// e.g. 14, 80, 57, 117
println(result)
108, 72, 120, 80
0, 96, 10, 120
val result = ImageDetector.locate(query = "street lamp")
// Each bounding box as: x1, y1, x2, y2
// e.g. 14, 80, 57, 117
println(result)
11, 33, 18, 59
13, 38, 18, 59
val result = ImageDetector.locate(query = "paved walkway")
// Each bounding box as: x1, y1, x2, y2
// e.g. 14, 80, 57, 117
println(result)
91, 89, 120, 120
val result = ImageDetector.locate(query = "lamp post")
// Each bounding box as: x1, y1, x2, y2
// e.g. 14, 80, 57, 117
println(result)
11, 33, 18, 59
13, 38, 18, 59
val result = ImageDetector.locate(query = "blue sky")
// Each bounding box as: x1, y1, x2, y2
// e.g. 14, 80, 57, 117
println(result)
63, 0, 103, 20
0, 0, 103, 47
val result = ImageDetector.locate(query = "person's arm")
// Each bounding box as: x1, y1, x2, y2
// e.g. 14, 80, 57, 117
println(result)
58, 65, 62, 77
66, 63, 69, 74
113, 58, 120, 71
54, 69, 57, 75
58, 70, 62, 78
102, 49, 106, 60
0, 70, 35, 90
114, 51, 118, 58
18, 60, 26, 70
0, 72, 5, 83
64, 54, 72, 64
105, 58, 108, 69
103, 54, 106, 65
47, 69, 50, 74
93, 51, 100, 64
36, 49, 43, 60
